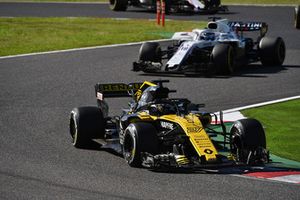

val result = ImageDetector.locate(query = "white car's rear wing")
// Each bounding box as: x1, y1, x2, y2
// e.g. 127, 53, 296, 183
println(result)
228, 21, 268, 32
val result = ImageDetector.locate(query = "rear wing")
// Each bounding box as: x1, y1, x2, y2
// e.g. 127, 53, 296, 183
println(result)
228, 21, 268, 35
95, 82, 143, 99
95, 80, 172, 100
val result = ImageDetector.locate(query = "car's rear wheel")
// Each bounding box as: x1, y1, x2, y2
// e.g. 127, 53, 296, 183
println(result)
123, 123, 159, 167
259, 37, 285, 66
109, 0, 128, 11
204, 0, 220, 13
212, 43, 235, 75
295, 5, 300, 29
69, 106, 105, 148
230, 118, 267, 165
138, 42, 162, 63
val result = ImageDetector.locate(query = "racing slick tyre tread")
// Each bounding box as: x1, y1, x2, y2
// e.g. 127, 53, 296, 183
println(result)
138, 42, 162, 63
109, 0, 128, 11
230, 118, 266, 165
259, 37, 286, 66
123, 122, 159, 167
69, 106, 105, 148
295, 5, 300, 29
212, 43, 235, 75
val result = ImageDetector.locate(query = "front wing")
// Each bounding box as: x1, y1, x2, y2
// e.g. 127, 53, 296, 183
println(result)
132, 61, 213, 75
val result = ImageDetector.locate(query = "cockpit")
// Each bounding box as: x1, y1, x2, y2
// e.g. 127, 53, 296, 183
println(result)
199, 31, 216, 41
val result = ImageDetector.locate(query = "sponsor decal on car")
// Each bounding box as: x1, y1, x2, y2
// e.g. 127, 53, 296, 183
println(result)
160, 121, 174, 129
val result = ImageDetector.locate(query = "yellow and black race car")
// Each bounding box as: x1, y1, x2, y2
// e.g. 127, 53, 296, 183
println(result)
69, 80, 269, 168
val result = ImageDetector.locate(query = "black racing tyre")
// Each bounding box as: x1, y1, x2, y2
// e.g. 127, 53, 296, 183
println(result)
123, 123, 159, 167
211, 43, 235, 75
69, 106, 105, 148
138, 42, 162, 63
209, 0, 221, 7
165, 0, 171, 14
204, 0, 220, 13
295, 5, 300, 29
259, 37, 286, 66
230, 118, 266, 164
109, 0, 128, 11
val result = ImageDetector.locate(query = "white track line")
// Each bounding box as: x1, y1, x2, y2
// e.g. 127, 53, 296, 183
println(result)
213, 96, 300, 122
269, 174, 300, 184
0, 39, 172, 60
223, 96, 300, 113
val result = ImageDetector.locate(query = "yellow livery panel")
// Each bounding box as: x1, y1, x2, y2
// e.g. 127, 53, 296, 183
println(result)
160, 114, 218, 162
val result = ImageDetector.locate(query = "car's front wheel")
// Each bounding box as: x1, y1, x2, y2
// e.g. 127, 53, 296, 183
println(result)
123, 123, 159, 167
138, 42, 162, 63
230, 118, 267, 165
109, 0, 128, 11
212, 43, 235, 75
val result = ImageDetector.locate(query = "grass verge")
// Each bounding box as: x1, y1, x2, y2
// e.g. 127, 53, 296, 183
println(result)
241, 99, 300, 162
0, 17, 205, 56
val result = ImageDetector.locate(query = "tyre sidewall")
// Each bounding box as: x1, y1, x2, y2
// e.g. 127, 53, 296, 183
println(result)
139, 42, 162, 63
123, 123, 159, 167
212, 43, 235, 75
69, 106, 105, 148
295, 5, 300, 29
109, 0, 128, 11
123, 124, 138, 165
230, 118, 266, 163
259, 37, 285, 66
231, 119, 266, 149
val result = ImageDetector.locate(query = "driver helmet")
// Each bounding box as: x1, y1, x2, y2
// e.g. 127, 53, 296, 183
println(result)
138, 86, 169, 108
200, 30, 215, 41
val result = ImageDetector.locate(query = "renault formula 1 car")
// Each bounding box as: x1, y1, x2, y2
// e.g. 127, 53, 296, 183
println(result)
133, 18, 286, 76
69, 80, 269, 169
109, 0, 227, 14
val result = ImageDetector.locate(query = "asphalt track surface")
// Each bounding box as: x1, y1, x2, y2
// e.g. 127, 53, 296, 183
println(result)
1, 2, 300, 200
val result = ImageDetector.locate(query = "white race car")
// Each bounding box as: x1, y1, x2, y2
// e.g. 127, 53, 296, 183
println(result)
133, 18, 286, 75
109, 0, 227, 14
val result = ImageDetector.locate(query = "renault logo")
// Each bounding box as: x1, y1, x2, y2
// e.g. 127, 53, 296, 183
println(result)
204, 149, 213, 154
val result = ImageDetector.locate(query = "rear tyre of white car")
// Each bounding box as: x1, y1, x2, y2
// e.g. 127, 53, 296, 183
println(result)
295, 5, 300, 29
69, 106, 105, 148
138, 42, 162, 63
109, 0, 128, 11
123, 123, 159, 167
259, 37, 285, 66
212, 43, 235, 75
